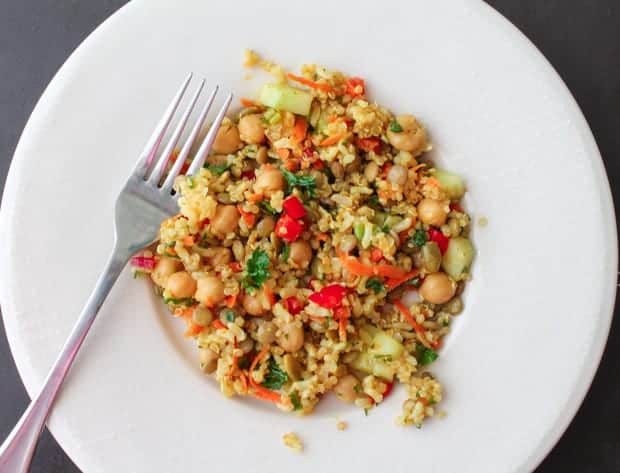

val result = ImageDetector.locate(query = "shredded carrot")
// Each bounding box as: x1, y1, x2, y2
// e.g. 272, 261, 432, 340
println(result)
284, 159, 299, 172
184, 323, 203, 337
182, 235, 195, 246
212, 319, 227, 330
263, 286, 276, 306
286, 72, 333, 93
327, 115, 338, 123
316, 232, 329, 242
431, 339, 442, 350
426, 177, 441, 188
248, 345, 282, 403
339, 317, 347, 342
291, 117, 308, 144
370, 248, 383, 263
276, 148, 290, 160
174, 307, 194, 320
385, 269, 419, 290
229, 261, 243, 272
319, 133, 345, 147
237, 205, 257, 227
225, 294, 238, 308
240, 97, 256, 107
338, 251, 407, 279
394, 300, 426, 334
247, 192, 264, 203
419, 397, 429, 406
239, 373, 249, 393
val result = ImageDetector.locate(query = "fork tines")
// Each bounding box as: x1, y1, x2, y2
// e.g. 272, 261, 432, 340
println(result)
134, 73, 233, 193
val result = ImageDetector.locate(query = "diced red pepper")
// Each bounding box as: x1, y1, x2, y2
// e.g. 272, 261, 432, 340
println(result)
345, 77, 365, 97
355, 137, 381, 153
303, 147, 314, 157
428, 228, 449, 254
275, 214, 304, 242
450, 202, 464, 213
241, 169, 256, 180
382, 382, 394, 400
312, 159, 324, 170
308, 284, 347, 309
369, 248, 383, 263
285, 296, 304, 315
130, 256, 156, 270
229, 261, 243, 272
282, 196, 307, 219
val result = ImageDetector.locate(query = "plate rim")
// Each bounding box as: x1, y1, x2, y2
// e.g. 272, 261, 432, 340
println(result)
0, 1, 617, 472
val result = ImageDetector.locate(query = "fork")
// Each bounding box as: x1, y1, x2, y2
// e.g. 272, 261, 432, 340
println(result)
0, 74, 232, 473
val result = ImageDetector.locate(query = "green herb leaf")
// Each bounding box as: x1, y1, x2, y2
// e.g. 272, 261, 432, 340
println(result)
205, 163, 231, 175
389, 119, 403, 133
411, 229, 427, 248
261, 357, 289, 390
242, 249, 271, 291
415, 345, 439, 366
367, 195, 380, 208
282, 169, 317, 197
163, 297, 196, 306
290, 392, 302, 411
188, 175, 195, 189
353, 384, 362, 394
258, 201, 279, 216
365, 278, 385, 294
410, 277, 422, 288
281, 243, 290, 261
224, 310, 235, 322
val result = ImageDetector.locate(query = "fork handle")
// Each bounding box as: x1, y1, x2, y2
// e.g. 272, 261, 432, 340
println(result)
0, 245, 132, 473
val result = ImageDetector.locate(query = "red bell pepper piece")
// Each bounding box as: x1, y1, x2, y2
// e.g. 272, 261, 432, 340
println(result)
275, 214, 304, 242
285, 296, 303, 315
282, 196, 306, 219
355, 137, 381, 153
308, 284, 347, 309
240, 169, 256, 180
382, 382, 394, 399
428, 228, 449, 254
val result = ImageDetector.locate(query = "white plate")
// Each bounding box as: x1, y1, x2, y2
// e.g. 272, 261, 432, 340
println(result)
0, 1, 616, 472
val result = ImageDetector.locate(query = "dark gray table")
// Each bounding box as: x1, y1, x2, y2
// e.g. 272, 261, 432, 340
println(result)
1, 1, 618, 472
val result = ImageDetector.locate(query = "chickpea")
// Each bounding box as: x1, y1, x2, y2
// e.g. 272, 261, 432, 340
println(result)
166, 271, 197, 298
386, 115, 427, 154
289, 241, 313, 269
194, 276, 225, 306
364, 161, 379, 182
199, 347, 218, 374
255, 320, 276, 345
256, 216, 275, 238
417, 198, 448, 227
255, 146, 268, 164
192, 307, 214, 326
419, 272, 456, 304
243, 292, 267, 316
238, 114, 265, 144
387, 164, 408, 186
253, 167, 285, 197
151, 257, 182, 287
210, 205, 240, 235
278, 322, 305, 353
334, 374, 360, 403
212, 121, 241, 154
209, 247, 232, 267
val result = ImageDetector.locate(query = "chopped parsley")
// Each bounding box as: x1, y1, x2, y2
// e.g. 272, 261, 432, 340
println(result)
366, 278, 385, 294
204, 163, 231, 175
198, 233, 209, 248
282, 169, 317, 197
187, 175, 195, 189
261, 357, 289, 390
163, 297, 196, 306
224, 310, 235, 322
290, 392, 302, 411
411, 229, 428, 248
258, 200, 279, 216
241, 249, 270, 291
280, 243, 290, 261
367, 195, 380, 208
410, 277, 422, 288
353, 384, 362, 394
415, 345, 439, 366
389, 119, 403, 133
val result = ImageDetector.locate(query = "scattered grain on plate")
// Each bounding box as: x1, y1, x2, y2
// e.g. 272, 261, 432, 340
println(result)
282, 432, 303, 452
336, 421, 348, 431
478, 216, 488, 227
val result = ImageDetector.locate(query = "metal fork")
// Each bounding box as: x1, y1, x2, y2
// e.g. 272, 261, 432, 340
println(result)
0, 74, 232, 473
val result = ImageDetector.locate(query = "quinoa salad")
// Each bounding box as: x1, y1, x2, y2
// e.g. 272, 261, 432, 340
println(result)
131, 51, 475, 428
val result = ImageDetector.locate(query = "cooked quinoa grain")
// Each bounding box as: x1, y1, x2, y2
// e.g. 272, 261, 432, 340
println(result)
131, 52, 476, 429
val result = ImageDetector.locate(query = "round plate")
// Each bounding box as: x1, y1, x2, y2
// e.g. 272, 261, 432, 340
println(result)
0, 1, 616, 472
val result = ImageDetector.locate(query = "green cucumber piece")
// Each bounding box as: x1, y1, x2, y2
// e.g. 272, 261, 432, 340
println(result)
441, 236, 474, 280
259, 83, 313, 116
435, 169, 465, 200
